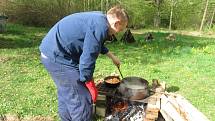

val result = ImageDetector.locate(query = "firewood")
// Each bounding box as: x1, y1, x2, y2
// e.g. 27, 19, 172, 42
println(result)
152, 79, 160, 89
151, 80, 166, 93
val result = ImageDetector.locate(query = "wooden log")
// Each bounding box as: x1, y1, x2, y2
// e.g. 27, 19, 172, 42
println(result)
151, 80, 166, 93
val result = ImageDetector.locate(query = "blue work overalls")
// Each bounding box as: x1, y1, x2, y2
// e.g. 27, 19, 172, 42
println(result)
39, 11, 109, 121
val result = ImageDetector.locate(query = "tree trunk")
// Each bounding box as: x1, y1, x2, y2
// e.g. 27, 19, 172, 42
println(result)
169, 0, 174, 30
92, 0, 94, 10
67, 0, 72, 13
154, 0, 162, 28
106, 0, 109, 12
116, 0, 122, 4
200, 0, 209, 31
154, 9, 161, 28
84, 0, 86, 11
209, 7, 215, 29
88, 0, 90, 11
101, 0, 103, 11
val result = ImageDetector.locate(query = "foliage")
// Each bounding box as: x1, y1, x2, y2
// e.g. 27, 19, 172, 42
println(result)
173, 0, 203, 29
3, 0, 84, 26
1, 0, 214, 30
121, 0, 154, 29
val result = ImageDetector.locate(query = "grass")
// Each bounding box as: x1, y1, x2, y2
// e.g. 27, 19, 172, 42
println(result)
0, 24, 215, 121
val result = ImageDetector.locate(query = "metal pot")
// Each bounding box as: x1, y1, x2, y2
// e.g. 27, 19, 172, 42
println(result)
118, 76, 149, 100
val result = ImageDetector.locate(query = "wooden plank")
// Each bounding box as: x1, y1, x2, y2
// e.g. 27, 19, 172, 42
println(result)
145, 93, 161, 121
144, 118, 155, 121
145, 108, 160, 113
168, 95, 188, 120
145, 113, 159, 119
160, 109, 174, 121
175, 95, 210, 121
160, 94, 186, 121
155, 94, 161, 109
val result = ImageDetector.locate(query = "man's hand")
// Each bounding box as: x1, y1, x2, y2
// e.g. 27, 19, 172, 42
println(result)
85, 80, 98, 103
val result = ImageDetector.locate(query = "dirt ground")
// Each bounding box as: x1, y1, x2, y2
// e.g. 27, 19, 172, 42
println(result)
132, 30, 215, 38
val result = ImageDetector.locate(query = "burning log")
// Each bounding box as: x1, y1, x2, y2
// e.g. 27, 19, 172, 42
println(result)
112, 101, 129, 113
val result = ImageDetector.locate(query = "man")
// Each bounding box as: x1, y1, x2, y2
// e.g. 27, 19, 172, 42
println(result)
39, 6, 129, 121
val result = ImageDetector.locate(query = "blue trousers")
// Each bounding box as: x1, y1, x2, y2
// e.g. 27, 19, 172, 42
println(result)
41, 55, 93, 121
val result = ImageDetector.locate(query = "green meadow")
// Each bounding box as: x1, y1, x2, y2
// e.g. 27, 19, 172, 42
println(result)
0, 24, 214, 120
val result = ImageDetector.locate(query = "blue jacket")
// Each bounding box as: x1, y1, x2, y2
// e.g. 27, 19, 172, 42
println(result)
39, 11, 109, 82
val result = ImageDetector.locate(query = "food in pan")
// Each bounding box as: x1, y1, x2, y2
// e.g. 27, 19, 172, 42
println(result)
105, 77, 120, 84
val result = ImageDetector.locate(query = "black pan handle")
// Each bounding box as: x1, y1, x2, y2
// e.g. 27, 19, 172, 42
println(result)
117, 66, 124, 79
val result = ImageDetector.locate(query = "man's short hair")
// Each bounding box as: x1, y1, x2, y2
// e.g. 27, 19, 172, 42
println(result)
107, 6, 129, 23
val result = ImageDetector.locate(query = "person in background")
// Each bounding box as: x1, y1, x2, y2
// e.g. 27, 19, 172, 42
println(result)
39, 6, 129, 121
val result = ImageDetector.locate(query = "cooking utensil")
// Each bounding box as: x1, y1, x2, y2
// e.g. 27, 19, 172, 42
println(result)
104, 76, 121, 88
118, 76, 149, 100
117, 66, 124, 79
92, 103, 96, 115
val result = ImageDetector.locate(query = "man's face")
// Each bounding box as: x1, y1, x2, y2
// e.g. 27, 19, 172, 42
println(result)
113, 21, 127, 33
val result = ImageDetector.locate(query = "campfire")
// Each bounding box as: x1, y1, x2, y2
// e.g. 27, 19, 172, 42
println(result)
96, 76, 161, 121
105, 95, 146, 121
96, 76, 209, 121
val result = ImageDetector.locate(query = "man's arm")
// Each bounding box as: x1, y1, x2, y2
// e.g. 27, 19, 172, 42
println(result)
106, 51, 121, 67
79, 25, 108, 82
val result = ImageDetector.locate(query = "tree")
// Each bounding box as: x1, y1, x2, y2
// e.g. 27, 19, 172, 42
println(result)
209, 7, 215, 29
154, 0, 163, 28
200, 0, 209, 31
169, 0, 177, 30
